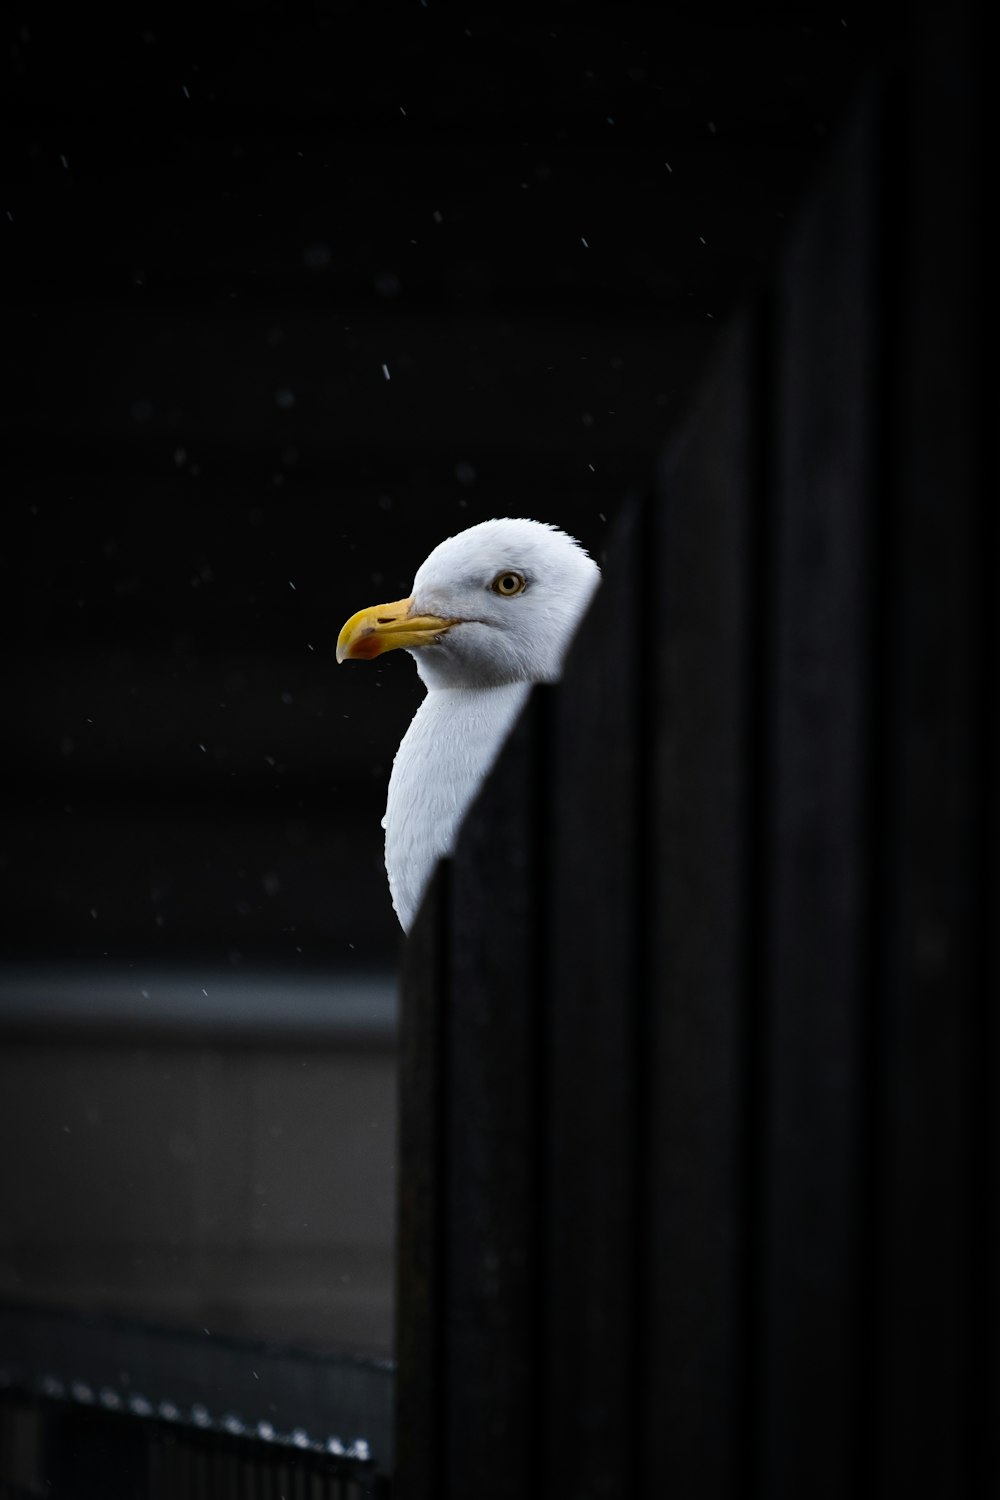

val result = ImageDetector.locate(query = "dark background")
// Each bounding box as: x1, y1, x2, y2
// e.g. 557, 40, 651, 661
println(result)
1, 5, 874, 972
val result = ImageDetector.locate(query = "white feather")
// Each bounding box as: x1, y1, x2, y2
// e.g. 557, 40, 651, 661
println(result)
383, 681, 532, 929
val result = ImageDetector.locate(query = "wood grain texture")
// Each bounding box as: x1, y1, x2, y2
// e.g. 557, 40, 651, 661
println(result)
396, 12, 994, 1494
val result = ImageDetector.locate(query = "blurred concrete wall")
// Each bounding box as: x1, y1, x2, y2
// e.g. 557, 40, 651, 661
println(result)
0, 971, 397, 1359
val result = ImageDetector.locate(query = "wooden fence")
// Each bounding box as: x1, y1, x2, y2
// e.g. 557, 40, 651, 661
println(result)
395, 12, 995, 1499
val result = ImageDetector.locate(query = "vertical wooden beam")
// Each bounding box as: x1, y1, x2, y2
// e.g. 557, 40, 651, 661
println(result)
644, 315, 758, 1498
541, 501, 645, 1497
396, 867, 450, 1499
442, 700, 549, 1500
757, 90, 880, 1500
871, 6, 992, 1496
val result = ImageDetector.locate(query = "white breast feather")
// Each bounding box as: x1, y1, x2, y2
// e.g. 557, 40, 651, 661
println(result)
383, 682, 531, 930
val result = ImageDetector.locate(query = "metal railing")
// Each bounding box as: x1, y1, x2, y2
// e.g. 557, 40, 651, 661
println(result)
1, 1386, 387, 1499
0, 1304, 392, 1498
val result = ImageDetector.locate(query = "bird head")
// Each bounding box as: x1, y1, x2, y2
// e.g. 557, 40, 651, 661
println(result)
336, 518, 600, 689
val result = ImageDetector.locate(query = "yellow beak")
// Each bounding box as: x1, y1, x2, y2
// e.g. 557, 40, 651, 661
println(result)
336, 595, 458, 663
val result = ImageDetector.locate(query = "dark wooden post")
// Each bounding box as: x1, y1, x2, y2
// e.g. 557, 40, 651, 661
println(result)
645, 312, 760, 1497
395, 5, 995, 1495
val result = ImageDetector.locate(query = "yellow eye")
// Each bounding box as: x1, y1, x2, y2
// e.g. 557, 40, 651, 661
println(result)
491, 571, 526, 597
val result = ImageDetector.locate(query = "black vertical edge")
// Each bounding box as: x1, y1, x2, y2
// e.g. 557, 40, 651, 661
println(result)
396, 861, 450, 1500
629, 490, 656, 1500
441, 695, 548, 1499
539, 499, 644, 1499
855, 65, 896, 1500
740, 293, 778, 1500
986, 291, 1000, 1500
985, 161, 1000, 1500
643, 311, 759, 1499
871, 4, 991, 1496
758, 85, 881, 1500
966, 7, 997, 1490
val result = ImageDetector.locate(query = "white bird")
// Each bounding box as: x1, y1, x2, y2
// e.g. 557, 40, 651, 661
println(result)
337, 517, 601, 931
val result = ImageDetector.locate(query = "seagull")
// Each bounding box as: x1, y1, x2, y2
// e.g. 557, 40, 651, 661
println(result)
337, 517, 601, 931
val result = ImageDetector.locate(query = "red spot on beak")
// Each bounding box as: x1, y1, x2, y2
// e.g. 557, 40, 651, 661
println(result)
350, 631, 382, 660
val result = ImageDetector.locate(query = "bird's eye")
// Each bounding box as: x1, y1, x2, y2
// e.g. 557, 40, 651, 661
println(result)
491, 571, 527, 597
